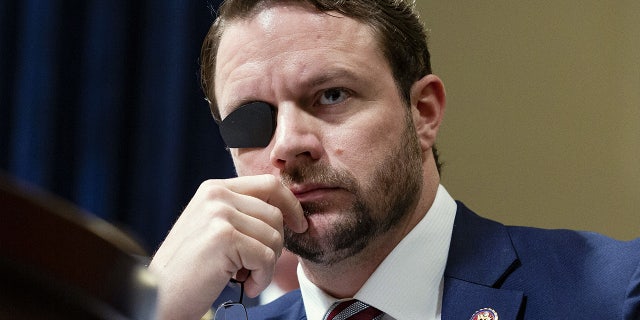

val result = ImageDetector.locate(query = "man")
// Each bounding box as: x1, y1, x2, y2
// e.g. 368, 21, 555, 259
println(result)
149, 1, 640, 319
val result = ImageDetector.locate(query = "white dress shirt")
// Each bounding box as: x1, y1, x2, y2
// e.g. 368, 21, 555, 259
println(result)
297, 185, 457, 320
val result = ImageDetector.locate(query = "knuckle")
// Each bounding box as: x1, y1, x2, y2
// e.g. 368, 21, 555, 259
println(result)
205, 201, 232, 219
263, 246, 278, 265
267, 205, 284, 225
202, 183, 229, 199
269, 229, 283, 248
207, 217, 235, 238
199, 179, 236, 198
199, 178, 218, 190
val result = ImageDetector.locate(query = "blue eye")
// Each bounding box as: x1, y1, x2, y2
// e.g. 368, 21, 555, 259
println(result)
318, 88, 349, 105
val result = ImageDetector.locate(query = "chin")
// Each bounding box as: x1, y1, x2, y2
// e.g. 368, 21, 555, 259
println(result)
303, 210, 345, 234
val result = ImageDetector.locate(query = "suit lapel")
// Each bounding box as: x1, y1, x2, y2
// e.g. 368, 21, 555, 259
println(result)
442, 202, 524, 320
442, 278, 523, 320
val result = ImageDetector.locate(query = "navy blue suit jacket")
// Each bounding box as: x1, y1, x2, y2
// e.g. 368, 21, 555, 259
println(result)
247, 202, 640, 319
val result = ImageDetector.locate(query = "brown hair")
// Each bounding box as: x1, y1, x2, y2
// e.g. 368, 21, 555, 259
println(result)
200, 0, 442, 172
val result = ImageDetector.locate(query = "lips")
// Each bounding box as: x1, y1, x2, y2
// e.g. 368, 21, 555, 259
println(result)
289, 184, 341, 202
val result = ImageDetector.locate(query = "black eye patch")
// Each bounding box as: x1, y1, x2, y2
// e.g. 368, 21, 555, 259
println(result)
219, 101, 276, 148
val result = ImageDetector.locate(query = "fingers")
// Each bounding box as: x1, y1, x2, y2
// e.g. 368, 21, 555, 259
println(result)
148, 174, 306, 319
149, 198, 281, 318
221, 174, 308, 233
216, 191, 286, 250
227, 231, 279, 297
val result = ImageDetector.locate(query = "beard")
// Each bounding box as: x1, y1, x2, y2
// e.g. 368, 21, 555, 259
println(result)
282, 111, 424, 265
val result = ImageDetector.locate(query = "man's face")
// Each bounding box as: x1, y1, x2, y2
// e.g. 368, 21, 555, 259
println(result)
214, 5, 424, 264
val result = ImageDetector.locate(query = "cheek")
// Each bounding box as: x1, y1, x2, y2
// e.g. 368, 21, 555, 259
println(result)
333, 113, 402, 155
331, 113, 406, 175
232, 150, 272, 176
327, 126, 386, 171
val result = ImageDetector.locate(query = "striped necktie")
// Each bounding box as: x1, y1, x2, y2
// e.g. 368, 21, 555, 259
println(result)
323, 299, 384, 320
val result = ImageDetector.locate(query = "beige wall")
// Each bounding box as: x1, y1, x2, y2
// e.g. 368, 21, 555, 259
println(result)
417, 1, 640, 239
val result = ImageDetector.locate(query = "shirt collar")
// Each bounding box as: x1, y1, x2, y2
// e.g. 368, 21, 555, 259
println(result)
297, 185, 457, 320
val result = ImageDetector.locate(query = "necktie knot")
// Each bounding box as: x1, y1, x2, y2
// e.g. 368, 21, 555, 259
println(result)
323, 299, 384, 320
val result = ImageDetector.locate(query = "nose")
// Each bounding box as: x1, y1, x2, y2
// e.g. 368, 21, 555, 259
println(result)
269, 104, 323, 170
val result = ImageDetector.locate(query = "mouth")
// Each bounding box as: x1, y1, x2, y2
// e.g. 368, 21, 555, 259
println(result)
289, 184, 342, 203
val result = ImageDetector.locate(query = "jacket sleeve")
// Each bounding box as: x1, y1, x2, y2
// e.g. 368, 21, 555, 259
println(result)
623, 241, 640, 320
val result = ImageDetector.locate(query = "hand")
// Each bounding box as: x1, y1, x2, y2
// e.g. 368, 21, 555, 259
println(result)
148, 174, 307, 320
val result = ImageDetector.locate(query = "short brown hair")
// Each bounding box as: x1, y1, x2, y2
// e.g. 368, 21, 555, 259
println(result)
200, 0, 441, 172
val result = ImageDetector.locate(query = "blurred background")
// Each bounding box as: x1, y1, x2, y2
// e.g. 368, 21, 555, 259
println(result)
0, 0, 231, 252
421, 1, 640, 240
1, 0, 638, 257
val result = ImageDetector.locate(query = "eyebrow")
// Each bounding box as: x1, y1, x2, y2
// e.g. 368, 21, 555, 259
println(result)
303, 68, 362, 89
222, 68, 363, 117
221, 94, 269, 120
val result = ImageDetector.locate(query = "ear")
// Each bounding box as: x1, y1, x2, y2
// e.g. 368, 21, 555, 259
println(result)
410, 74, 446, 152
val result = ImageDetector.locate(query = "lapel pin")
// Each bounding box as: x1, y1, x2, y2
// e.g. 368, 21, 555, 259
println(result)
469, 308, 498, 320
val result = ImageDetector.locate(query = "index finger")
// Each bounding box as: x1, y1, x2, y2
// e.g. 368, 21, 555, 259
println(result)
222, 174, 308, 233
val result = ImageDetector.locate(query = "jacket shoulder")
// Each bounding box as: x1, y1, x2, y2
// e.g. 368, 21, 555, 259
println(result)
246, 289, 305, 320
453, 201, 640, 318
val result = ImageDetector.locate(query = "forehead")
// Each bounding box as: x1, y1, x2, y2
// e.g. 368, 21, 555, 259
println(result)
219, 4, 372, 50
214, 4, 384, 111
